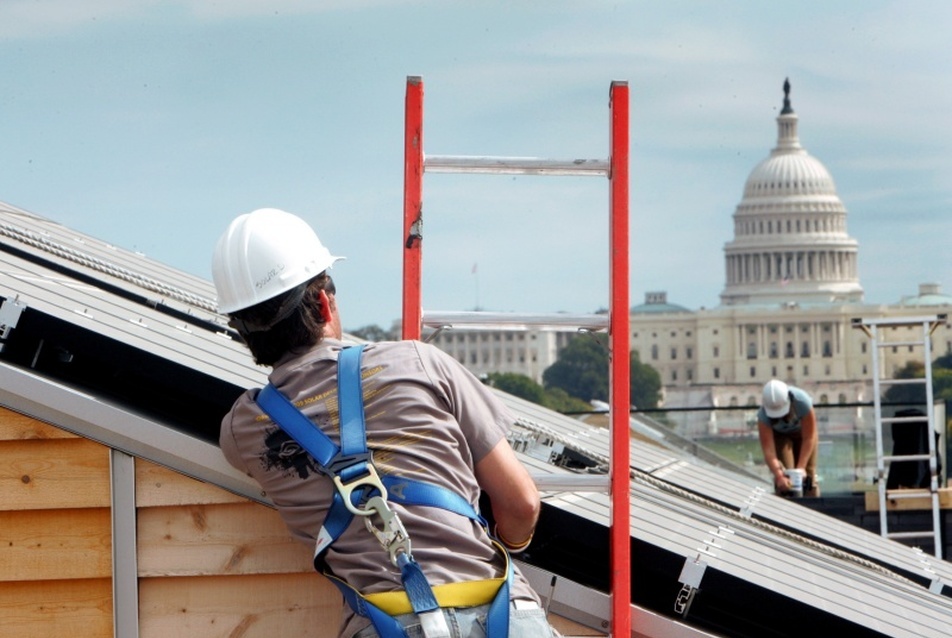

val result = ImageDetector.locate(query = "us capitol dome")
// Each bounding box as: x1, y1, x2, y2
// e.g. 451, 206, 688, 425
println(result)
720, 79, 864, 306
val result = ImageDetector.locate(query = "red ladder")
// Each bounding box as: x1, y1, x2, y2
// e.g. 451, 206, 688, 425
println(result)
400, 76, 632, 635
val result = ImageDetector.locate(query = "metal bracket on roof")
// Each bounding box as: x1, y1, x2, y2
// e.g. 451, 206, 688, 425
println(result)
0, 296, 26, 345
929, 578, 945, 595
739, 486, 766, 519
675, 526, 735, 618
913, 547, 947, 594
675, 559, 706, 617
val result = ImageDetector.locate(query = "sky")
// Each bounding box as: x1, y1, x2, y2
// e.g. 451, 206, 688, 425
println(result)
1, 1, 950, 332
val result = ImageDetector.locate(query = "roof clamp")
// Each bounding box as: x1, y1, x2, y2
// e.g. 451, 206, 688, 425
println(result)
740, 486, 766, 519
675, 526, 733, 618
0, 296, 27, 347
675, 558, 707, 618
914, 549, 946, 595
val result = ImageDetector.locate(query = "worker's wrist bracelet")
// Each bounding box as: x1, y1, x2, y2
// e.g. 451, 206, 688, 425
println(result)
494, 523, 534, 553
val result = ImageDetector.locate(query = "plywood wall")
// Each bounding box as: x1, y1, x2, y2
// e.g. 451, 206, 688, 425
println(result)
0, 406, 342, 638
0, 409, 112, 638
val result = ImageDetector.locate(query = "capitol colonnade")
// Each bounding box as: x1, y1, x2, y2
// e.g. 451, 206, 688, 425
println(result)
725, 249, 859, 286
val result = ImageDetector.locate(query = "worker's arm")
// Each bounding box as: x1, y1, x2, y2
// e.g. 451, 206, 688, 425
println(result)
758, 421, 790, 491
796, 409, 818, 471
475, 437, 540, 551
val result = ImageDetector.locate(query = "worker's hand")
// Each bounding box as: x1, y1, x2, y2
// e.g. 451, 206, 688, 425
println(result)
774, 474, 792, 493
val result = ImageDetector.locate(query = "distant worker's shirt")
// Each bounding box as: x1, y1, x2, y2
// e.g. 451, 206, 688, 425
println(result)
220, 338, 540, 637
757, 386, 813, 434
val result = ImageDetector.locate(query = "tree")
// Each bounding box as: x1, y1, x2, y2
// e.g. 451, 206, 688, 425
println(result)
483, 371, 591, 413
348, 324, 395, 342
484, 372, 546, 405
542, 387, 593, 413
543, 335, 609, 403
933, 368, 952, 402
884, 361, 926, 405
934, 353, 952, 370
630, 350, 662, 409
542, 334, 662, 409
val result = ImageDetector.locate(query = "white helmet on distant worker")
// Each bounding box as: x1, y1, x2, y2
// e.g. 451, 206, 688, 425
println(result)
212, 208, 343, 314
762, 379, 791, 419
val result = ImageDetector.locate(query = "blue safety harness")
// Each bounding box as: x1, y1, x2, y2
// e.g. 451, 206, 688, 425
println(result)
255, 345, 512, 638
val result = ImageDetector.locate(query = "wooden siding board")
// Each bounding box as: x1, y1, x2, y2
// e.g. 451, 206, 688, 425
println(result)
0, 437, 110, 510
135, 459, 247, 507
0, 508, 112, 582
138, 573, 340, 638
136, 502, 314, 577
0, 406, 78, 440
0, 578, 112, 638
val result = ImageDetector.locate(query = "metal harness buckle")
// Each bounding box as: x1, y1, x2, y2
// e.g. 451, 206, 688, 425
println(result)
331, 463, 413, 566
364, 495, 413, 567
333, 462, 388, 515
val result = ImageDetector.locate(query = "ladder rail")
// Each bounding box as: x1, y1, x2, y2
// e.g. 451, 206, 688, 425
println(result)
402, 77, 632, 636
402, 77, 424, 338
870, 322, 890, 540
608, 80, 632, 638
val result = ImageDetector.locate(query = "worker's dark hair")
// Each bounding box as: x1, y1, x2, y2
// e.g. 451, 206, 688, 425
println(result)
229, 272, 333, 366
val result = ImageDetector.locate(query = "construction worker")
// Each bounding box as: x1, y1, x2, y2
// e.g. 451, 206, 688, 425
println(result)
757, 379, 820, 497
212, 208, 558, 638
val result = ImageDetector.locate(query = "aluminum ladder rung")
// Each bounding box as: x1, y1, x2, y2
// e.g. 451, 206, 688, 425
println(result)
422, 311, 609, 332
883, 453, 934, 463
851, 314, 948, 328
531, 473, 611, 493
424, 155, 610, 176
887, 530, 938, 541
881, 415, 931, 424
876, 340, 926, 348
877, 378, 927, 386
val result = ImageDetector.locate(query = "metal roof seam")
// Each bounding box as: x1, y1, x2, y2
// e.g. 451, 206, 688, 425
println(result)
0, 219, 217, 312
632, 472, 920, 586
513, 410, 918, 587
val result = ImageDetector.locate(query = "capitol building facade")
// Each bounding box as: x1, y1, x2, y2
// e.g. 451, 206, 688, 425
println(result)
429, 81, 952, 421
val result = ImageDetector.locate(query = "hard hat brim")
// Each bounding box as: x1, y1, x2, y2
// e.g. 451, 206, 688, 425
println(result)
764, 402, 790, 419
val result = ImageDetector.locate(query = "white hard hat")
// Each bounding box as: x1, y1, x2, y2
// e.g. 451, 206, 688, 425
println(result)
762, 379, 791, 418
212, 208, 343, 314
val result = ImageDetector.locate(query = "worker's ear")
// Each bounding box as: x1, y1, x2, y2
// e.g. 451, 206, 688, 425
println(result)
318, 289, 334, 323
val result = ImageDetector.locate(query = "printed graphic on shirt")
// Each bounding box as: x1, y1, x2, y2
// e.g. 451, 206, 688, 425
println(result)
262, 427, 320, 479
256, 364, 399, 481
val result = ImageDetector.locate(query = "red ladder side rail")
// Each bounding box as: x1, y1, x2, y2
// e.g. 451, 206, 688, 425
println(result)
608, 80, 632, 638
403, 76, 424, 340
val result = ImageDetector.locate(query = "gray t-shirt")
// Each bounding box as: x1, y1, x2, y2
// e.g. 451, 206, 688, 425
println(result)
220, 338, 540, 636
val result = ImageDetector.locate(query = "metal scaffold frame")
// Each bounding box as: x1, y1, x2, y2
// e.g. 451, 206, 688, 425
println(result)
401, 76, 631, 636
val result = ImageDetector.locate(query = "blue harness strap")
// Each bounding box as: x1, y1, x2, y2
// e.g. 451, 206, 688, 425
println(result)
255, 345, 512, 638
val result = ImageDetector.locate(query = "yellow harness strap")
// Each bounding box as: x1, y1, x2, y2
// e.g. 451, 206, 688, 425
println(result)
340, 540, 511, 617
366, 576, 505, 616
